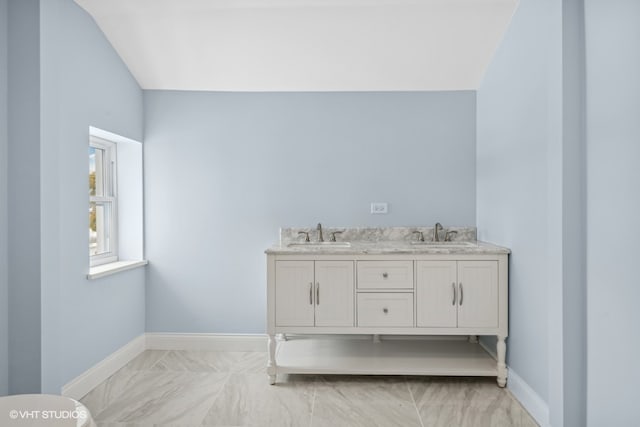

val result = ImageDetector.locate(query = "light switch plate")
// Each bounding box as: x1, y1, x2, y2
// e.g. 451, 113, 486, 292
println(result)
370, 202, 388, 214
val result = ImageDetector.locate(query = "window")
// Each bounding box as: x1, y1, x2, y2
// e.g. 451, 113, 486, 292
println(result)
86, 127, 145, 279
89, 136, 118, 266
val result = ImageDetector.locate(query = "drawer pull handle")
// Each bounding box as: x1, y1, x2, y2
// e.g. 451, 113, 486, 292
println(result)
459, 282, 464, 306
382, 272, 388, 279
309, 283, 313, 305
316, 283, 320, 305
383, 307, 389, 314
452, 282, 456, 306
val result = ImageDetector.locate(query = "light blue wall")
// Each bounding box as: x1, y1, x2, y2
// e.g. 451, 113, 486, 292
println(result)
0, 0, 8, 397
7, 0, 41, 394
477, 0, 561, 406
478, 1, 593, 425
585, 1, 640, 425
144, 90, 477, 333
39, 0, 145, 392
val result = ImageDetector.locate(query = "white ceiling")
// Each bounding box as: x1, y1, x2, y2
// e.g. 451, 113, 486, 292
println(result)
75, 0, 518, 92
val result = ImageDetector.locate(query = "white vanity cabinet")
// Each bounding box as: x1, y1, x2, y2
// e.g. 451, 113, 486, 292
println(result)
416, 260, 498, 328
275, 260, 354, 328
266, 249, 509, 387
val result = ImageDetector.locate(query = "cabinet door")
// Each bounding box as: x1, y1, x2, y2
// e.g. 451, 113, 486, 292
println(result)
275, 261, 315, 327
457, 261, 498, 328
314, 261, 354, 327
416, 261, 458, 327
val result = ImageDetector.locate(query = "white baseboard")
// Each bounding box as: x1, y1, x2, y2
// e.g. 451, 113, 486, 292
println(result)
145, 333, 267, 352
61, 334, 146, 400
507, 368, 550, 427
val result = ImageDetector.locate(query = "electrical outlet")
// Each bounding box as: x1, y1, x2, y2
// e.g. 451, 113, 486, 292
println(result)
370, 202, 388, 214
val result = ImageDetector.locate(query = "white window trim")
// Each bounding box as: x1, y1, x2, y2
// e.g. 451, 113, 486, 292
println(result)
90, 136, 119, 267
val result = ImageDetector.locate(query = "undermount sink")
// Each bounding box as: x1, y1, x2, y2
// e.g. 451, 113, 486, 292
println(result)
410, 241, 477, 247
288, 242, 351, 248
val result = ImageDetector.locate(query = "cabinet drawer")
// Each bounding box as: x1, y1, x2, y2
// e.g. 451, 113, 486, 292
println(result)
357, 293, 414, 327
357, 261, 413, 289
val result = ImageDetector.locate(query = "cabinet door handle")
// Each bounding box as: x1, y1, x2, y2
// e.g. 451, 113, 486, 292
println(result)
459, 282, 464, 305
383, 307, 389, 314
382, 272, 388, 279
309, 282, 313, 305
452, 282, 456, 306
316, 283, 320, 305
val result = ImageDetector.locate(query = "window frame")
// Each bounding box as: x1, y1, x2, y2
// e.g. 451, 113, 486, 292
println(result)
89, 136, 119, 266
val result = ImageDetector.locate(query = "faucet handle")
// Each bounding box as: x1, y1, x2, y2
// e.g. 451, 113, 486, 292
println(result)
298, 231, 311, 242
329, 231, 344, 242
412, 230, 425, 242
445, 230, 458, 242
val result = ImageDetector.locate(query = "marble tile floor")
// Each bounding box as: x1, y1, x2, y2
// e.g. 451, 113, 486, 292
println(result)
81, 350, 539, 427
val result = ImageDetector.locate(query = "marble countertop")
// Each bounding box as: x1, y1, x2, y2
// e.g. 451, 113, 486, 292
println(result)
265, 240, 510, 255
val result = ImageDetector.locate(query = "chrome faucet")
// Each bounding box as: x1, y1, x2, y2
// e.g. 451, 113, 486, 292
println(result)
316, 223, 324, 242
434, 222, 443, 242
445, 230, 458, 242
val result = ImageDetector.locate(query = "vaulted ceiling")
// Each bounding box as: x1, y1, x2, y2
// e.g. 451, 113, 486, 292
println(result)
75, 0, 518, 91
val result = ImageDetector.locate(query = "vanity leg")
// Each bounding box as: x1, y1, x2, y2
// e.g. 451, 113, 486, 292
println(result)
468, 335, 478, 344
267, 334, 277, 385
497, 335, 508, 387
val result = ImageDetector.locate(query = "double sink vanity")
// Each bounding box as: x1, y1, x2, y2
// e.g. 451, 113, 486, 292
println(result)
265, 225, 510, 387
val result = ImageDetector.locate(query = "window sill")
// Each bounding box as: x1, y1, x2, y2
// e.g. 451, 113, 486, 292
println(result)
87, 260, 148, 280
